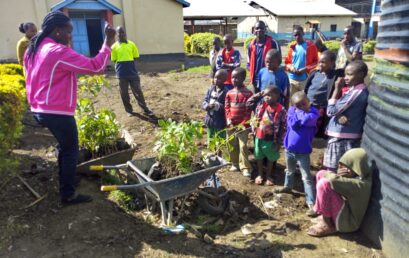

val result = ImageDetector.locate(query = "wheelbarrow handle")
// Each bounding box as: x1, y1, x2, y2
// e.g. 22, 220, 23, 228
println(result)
101, 181, 154, 192
90, 164, 127, 171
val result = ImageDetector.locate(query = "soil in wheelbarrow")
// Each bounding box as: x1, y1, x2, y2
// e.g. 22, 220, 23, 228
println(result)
148, 158, 205, 181
1, 69, 384, 258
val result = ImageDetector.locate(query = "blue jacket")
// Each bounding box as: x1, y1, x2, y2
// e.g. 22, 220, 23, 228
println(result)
202, 85, 229, 129
326, 84, 368, 139
284, 106, 319, 154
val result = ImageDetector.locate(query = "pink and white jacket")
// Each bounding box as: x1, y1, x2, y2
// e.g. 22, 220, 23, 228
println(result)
24, 37, 111, 116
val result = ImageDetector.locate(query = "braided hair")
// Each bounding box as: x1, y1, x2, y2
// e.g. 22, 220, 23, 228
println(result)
27, 11, 70, 60
18, 22, 35, 34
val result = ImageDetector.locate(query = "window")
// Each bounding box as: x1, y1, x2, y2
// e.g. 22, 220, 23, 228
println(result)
330, 24, 337, 32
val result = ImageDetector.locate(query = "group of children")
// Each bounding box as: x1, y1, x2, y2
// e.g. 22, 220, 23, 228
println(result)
203, 46, 369, 216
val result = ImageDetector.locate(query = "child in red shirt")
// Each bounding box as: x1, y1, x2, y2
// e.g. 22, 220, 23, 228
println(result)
225, 67, 253, 176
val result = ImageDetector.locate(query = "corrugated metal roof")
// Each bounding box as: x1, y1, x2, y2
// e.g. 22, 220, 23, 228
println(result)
183, 0, 267, 19
250, 0, 357, 16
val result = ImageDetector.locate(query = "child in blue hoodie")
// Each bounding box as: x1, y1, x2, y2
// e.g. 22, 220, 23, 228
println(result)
279, 91, 319, 216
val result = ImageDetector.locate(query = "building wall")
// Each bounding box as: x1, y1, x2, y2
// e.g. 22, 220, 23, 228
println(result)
0, 0, 184, 61
237, 15, 278, 39
0, 0, 60, 61
276, 16, 353, 40
115, 0, 184, 55
237, 15, 352, 40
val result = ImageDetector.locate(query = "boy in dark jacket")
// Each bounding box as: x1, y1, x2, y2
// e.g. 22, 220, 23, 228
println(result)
304, 50, 339, 137
202, 69, 229, 144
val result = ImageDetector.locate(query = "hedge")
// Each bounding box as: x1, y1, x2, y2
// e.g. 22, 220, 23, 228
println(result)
243, 36, 256, 50
189, 33, 222, 55
323, 40, 341, 53
0, 63, 24, 76
184, 32, 191, 54
0, 64, 26, 181
363, 40, 376, 54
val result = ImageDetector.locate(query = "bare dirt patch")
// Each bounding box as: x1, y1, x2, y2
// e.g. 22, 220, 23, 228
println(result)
0, 68, 383, 258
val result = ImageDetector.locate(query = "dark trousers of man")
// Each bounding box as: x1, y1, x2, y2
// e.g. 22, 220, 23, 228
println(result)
33, 113, 78, 200
119, 75, 149, 114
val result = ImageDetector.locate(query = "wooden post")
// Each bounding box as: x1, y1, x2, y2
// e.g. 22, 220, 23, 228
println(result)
104, 10, 114, 25
224, 17, 228, 35
192, 20, 195, 34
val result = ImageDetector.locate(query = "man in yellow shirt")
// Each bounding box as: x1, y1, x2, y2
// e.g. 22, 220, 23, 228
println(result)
111, 26, 153, 117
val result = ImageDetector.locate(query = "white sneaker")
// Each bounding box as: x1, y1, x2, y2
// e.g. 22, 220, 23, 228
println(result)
229, 166, 239, 172
242, 169, 251, 177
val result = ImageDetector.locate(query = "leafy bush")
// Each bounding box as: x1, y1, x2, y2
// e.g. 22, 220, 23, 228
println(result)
363, 40, 376, 54
76, 75, 120, 157
184, 32, 191, 54
244, 36, 256, 50
0, 65, 26, 182
324, 40, 341, 52
0, 64, 24, 76
190, 33, 222, 55
154, 119, 204, 174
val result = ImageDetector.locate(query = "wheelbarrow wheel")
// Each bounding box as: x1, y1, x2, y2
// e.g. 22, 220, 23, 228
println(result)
198, 187, 229, 215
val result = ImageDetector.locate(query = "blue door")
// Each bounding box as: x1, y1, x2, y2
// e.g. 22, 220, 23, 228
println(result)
71, 18, 90, 56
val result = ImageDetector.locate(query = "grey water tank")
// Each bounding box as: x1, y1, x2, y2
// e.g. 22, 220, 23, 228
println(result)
361, 0, 409, 257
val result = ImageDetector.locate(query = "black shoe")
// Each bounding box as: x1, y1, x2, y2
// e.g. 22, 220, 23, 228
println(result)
61, 194, 92, 205
143, 110, 155, 117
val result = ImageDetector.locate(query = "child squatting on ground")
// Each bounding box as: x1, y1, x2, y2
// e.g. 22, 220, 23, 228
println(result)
247, 86, 286, 186
257, 49, 290, 108
224, 67, 253, 177
202, 69, 229, 144
323, 61, 369, 171
308, 148, 372, 237
278, 91, 319, 216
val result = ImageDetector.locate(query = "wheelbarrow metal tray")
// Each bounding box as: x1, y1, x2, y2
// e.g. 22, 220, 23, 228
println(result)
127, 157, 229, 202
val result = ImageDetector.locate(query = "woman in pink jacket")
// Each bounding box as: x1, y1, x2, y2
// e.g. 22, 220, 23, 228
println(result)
24, 11, 116, 205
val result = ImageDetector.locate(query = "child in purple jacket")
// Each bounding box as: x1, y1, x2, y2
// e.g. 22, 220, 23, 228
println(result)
279, 91, 319, 216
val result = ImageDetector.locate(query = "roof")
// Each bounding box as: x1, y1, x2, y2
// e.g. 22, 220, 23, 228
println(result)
249, 0, 356, 16
184, 0, 267, 19
175, 0, 190, 7
51, 0, 122, 14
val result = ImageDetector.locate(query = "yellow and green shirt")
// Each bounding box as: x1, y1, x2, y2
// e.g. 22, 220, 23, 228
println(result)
111, 40, 140, 78
16, 36, 30, 66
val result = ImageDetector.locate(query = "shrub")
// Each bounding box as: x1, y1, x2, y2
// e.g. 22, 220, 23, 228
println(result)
363, 40, 376, 54
0, 65, 26, 181
324, 40, 341, 53
0, 64, 24, 76
244, 36, 256, 50
0, 75, 26, 101
184, 32, 191, 54
76, 75, 120, 157
190, 33, 222, 55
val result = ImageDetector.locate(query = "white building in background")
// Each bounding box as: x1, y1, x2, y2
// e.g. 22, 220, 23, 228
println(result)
238, 0, 357, 41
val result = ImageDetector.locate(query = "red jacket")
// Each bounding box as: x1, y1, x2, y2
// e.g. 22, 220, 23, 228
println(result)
248, 36, 280, 85
285, 40, 318, 75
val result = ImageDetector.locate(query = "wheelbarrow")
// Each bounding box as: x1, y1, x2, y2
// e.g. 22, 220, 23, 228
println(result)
92, 156, 230, 225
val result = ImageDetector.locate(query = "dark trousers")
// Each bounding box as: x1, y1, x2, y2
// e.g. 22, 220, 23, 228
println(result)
33, 113, 78, 199
119, 75, 149, 113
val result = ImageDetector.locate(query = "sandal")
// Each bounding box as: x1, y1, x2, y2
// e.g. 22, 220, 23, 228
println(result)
307, 222, 336, 237
265, 178, 274, 186
310, 215, 323, 224
255, 176, 263, 185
